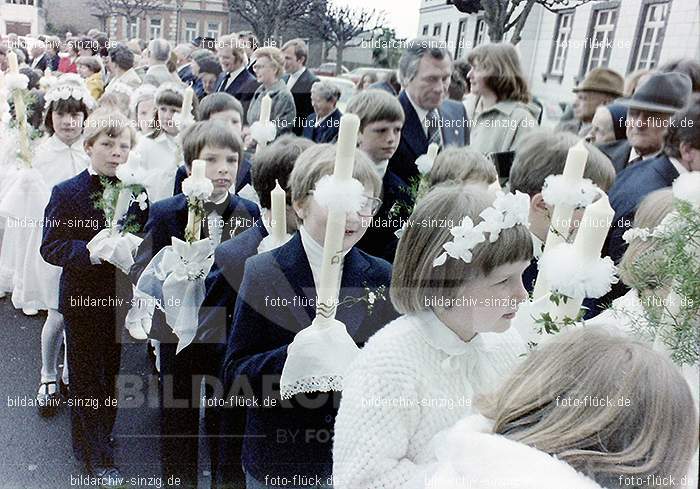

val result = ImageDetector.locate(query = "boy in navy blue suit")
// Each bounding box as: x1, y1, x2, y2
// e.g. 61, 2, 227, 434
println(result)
348, 89, 410, 263
221, 144, 399, 488
130, 119, 259, 488
198, 135, 313, 484
41, 110, 147, 483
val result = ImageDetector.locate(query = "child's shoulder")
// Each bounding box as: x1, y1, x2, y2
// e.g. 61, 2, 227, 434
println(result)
52, 170, 89, 194
150, 192, 187, 216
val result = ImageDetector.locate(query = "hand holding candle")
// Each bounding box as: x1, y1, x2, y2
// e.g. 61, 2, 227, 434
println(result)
270, 180, 286, 243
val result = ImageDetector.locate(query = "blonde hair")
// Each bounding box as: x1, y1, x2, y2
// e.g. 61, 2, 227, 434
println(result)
428, 147, 497, 188
289, 144, 382, 209
619, 189, 675, 288
253, 46, 285, 78
466, 43, 531, 103
478, 325, 697, 488
83, 108, 137, 149
390, 184, 533, 314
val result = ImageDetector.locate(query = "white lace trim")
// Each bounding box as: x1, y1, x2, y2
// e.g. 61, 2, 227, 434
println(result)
280, 374, 345, 400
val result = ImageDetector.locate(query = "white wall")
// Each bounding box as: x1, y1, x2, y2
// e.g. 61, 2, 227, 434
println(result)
0, 3, 43, 36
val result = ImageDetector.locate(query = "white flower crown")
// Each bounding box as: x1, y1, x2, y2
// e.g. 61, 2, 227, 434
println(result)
433, 191, 530, 267
44, 75, 96, 110
105, 81, 132, 97
155, 82, 186, 102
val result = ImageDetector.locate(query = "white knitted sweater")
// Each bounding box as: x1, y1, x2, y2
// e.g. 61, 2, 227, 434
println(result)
332, 310, 527, 489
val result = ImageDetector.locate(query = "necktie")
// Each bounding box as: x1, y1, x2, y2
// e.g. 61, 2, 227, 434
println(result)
218, 72, 231, 92
203, 199, 229, 216
426, 109, 443, 147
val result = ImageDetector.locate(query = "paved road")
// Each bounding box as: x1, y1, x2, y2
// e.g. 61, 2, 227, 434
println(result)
0, 297, 232, 489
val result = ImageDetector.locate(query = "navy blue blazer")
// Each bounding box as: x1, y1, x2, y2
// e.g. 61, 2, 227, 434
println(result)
221, 232, 398, 480
598, 139, 632, 174
282, 68, 319, 135
172, 158, 252, 196
302, 108, 342, 143
197, 221, 268, 347
389, 91, 470, 185
41, 170, 149, 317
356, 168, 413, 262
178, 64, 196, 86
216, 69, 260, 119
131, 192, 260, 341
607, 153, 679, 264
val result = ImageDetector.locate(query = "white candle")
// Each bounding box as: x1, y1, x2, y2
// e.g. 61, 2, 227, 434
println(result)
259, 93, 272, 124
572, 193, 614, 261
562, 141, 587, 182
316, 114, 361, 320
111, 188, 133, 230
270, 180, 286, 242
181, 87, 194, 119
427, 143, 439, 161
191, 159, 206, 179
7, 51, 19, 73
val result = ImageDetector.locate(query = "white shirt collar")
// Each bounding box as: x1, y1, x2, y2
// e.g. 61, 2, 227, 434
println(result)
629, 147, 662, 163
668, 156, 688, 175
411, 309, 489, 357
286, 66, 306, 88
406, 91, 429, 133
224, 65, 245, 89
375, 159, 389, 178
531, 232, 544, 261
87, 165, 97, 175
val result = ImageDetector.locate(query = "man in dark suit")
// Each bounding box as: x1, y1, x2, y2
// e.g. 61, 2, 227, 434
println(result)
281, 38, 320, 135
30, 40, 48, 72
607, 94, 699, 265
303, 79, 342, 143
215, 34, 260, 119
597, 72, 692, 174
174, 43, 196, 86
388, 37, 469, 186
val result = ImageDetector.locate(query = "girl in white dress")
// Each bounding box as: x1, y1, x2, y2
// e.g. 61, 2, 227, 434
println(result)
30, 76, 93, 413
333, 184, 534, 489
132, 83, 194, 202
413, 326, 697, 489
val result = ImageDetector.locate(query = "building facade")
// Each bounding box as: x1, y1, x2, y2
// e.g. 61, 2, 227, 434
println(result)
0, 0, 46, 36
418, 0, 700, 102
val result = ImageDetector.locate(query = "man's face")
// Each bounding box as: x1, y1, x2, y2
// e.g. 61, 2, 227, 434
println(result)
626, 108, 670, 156
573, 91, 610, 123
310, 92, 336, 119
404, 55, 451, 111
217, 47, 241, 73
282, 46, 302, 74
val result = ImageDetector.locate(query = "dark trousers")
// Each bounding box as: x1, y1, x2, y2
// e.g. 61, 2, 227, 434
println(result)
64, 309, 122, 469
160, 342, 232, 488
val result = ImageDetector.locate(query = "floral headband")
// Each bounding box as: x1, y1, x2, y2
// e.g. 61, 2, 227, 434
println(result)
155, 82, 186, 102
433, 191, 530, 267
44, 74, 96, 110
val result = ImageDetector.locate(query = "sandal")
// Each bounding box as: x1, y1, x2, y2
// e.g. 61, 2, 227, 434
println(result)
36, 381, 61, 417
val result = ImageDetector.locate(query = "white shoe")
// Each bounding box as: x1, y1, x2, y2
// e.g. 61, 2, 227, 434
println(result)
0, 291, 6, 299
23, 307, 39, 316
127, 323, 148, 340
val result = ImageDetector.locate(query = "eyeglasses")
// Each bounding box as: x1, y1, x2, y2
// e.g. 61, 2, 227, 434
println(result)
307, 192, 382, 217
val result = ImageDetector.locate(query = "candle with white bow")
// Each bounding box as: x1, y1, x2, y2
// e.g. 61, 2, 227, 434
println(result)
255, 94, 272, 154
270, 180, 286, 243
532, 141, 588, 299
316, 114, 360, 319
180, 86, 194, 123
6, 51, 32, 166
185, 159, 207, 240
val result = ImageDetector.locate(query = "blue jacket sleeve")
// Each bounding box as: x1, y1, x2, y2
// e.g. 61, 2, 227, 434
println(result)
40, 186, 92, 270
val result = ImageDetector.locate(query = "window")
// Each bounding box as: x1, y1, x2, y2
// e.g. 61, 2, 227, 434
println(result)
474, 18, 486, 47
422, 25, 429, 36
433, 23, 442, 37
583, 8, 618, 74
9, 0, 36, 4
445, 23, 451, 43
149, 17, 162, 39
207, 22, 220, 39
185, 21, 199, 42
128, 17, 141, 39
549, 12, 574, 76
633, 1, 670, 71
455, 19, 467, 58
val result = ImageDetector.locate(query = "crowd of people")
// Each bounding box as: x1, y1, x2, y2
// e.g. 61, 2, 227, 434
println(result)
0, 27, 698, 489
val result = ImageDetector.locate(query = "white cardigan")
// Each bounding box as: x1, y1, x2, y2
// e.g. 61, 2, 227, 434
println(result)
332, 310, 527, 489
408, 414, 607, 489
132, 132, 181, 203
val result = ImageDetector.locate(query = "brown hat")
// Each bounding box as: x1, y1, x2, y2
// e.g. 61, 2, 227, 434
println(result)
573, 68, 624, 97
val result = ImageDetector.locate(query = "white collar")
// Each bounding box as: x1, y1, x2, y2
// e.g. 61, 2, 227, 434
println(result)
48, 134, 85, 151
87, 165, 97, 175
289, 66, 306, 79
629, 147, 661, 162
668, 156, 688, 175
375, 159, 389, 178
260, 208, 272, 233
299, 225, 349, 288
406, 91, 429, 126
531, 232, 544, 261
411, 309, 490, 357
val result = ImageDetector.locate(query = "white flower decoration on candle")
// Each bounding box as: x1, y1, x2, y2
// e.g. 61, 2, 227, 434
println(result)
250, 120, 277, 145
415, 143, 439, 175
182, 177, 214, 201
541, 175, 599, 208
4, 73, 29, 92
539, 243, 619, 299
312, 174, 365, 213
672, 172, 700, 207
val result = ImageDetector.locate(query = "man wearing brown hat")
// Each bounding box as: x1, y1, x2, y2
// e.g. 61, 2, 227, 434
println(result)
557, 67, 624, 137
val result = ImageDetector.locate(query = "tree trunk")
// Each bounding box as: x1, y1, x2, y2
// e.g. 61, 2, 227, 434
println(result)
335, 41, 344, 76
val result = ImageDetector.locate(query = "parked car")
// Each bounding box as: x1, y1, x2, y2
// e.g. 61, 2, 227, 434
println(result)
340, 67, 395, 86
312, 63, 350, 77
317, 75, 356, 112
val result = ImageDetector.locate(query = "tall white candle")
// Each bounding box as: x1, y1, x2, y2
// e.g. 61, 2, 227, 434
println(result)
572, 193, 614, 261
181, 87, 194, 120
7, 51, 19, 73
316, 114, 361, 320
259, 93, 272, 124
270, 180, 286, 242
191, 159, 206, 179
532, 141, 589, 299
111, 188, 133, 230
